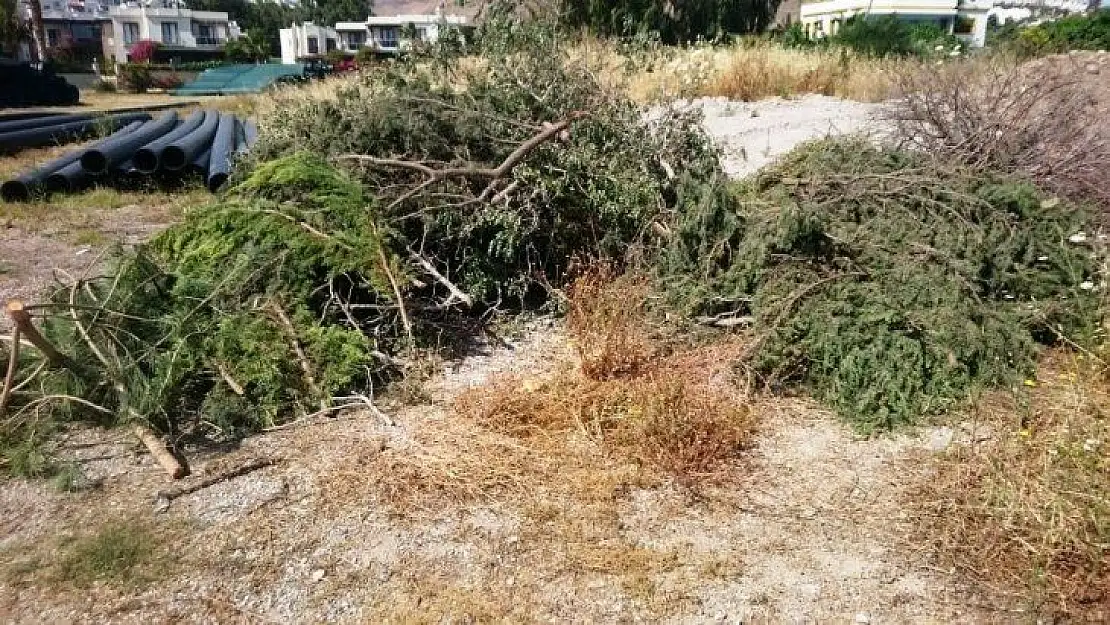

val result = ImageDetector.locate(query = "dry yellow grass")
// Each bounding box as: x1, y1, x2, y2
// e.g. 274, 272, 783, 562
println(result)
570, 37, 909, 103
698, 43, 904, 102
910, 349, 1110, 620
458, 271, 753, 479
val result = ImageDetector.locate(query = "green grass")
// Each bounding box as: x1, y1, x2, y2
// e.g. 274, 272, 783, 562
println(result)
57, 522, 162, 586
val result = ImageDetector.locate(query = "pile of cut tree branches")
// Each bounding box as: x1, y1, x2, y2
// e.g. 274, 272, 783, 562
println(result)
0, 14, 722, 477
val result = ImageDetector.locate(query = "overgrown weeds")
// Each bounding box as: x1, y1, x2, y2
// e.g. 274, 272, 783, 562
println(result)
57, 522, 162, 586
911, 350, 1110, 619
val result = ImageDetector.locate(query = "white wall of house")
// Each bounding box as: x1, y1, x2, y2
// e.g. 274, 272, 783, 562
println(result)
107, 4, 239, 63
799, 0, 996, 47
279, 23, 340, 64
290, 12, 469, 58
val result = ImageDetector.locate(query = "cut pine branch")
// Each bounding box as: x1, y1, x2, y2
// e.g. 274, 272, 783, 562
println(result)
336, 112, 588, 202
6, 300, 76, 370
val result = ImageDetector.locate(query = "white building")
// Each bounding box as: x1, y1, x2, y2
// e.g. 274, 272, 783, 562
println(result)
279, 22, 341, 64
800, 0, 995, 47
280, 1, 472, 62
106, 1, 240, 64
334, 12, 468, 54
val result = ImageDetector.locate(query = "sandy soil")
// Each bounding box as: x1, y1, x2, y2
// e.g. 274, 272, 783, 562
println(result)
673, 95, 884, 178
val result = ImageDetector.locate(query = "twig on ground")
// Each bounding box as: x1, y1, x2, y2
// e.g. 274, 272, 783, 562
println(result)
154, 457, 278, 510
0, 324, 20, 416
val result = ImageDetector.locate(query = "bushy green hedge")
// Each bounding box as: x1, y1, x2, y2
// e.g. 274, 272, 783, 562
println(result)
995, 10, 1110, 57
782, 15, 963, 58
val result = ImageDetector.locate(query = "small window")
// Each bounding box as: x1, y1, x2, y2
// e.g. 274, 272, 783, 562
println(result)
415, 27, 427, 41
122, 22, 140, 44
161, 22, 178, 45
307, 35, 319, 55
378, 26, 398, 48
47, 28, 60, 47
326, 37, 337, 52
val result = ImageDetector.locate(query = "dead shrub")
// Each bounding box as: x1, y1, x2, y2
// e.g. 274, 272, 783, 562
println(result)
910, 350, 1110, 619
458, 274, 754, 480
892, 55, 1110, 210
565, 268, 655, 380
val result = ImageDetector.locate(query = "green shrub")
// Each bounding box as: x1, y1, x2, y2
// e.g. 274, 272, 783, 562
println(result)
832, 15, 960, 58
996, 10, 1110, 57
117, 64, 153, 93
657, 138, 1099, 432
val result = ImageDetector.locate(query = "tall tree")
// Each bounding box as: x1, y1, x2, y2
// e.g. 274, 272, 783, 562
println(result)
26, 0, 45, 64
307, 0, 372, 25
558, 0, 779, 43
0, 0, 29, 57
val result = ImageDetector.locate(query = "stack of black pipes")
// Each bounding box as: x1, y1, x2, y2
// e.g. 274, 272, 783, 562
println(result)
1, 110, 258, 202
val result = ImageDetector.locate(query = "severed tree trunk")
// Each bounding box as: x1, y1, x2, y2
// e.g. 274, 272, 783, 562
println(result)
26, 0, 45, 67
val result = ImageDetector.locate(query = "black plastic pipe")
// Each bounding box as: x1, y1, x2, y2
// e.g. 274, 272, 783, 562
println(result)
0, 113, 92, 135
233, 118, 247, 156
243, 120, 258, 148
0, 112, 151, 155
206, 112, 237, 192
79, 111, 179, 175
41, 121, 148, 195
163, 110, 220, 171
0, 111, 67, 124
190, 146, 212, 177
3, 120, 144, 201
132, 110, 206, 174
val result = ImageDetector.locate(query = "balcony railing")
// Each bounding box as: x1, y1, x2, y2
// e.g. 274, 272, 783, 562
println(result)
194, 36, 226, 46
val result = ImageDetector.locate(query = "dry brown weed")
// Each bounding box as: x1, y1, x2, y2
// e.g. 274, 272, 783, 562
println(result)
458, 270, 754, 481
910, 349, 1110, 619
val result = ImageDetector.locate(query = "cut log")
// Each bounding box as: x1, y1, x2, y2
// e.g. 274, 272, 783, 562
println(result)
132, 424, 189, 480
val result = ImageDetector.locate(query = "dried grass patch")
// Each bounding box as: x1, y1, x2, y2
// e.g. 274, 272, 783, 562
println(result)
910, 349, 1110, 619
699, 44, 901, 103
459, 270, 754, 481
